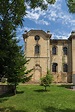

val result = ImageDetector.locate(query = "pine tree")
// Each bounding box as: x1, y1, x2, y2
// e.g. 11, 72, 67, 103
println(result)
6, 38, 33, 94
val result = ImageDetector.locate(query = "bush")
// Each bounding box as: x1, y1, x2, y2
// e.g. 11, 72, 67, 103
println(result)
41, 70, 52, 91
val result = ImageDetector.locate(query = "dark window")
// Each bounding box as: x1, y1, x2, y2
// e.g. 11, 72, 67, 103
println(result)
52, 46, 57, 55
35, 45, 40, 54
63, 64, 68, 72
35, 35, 40, 41
52, 63, 58, 72
63, 47, 67, 55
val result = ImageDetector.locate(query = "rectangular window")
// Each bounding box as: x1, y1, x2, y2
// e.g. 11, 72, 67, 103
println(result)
52, 46, 57, 55
52, 63, 58, 72
63, 64, 68, 72
35, 45, 40, 54
63, 47, 67, 55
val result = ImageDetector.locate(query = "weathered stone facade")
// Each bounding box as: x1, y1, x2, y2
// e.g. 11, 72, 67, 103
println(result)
23, 30, 75, 83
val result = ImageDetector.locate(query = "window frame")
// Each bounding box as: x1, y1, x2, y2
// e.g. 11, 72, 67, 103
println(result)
63, 63, 68, 72
35, 35, 40, 41
35, 44, 40, 55
52, 46, 57, 55
52, 63, 58, 72
63, 47, 67, 55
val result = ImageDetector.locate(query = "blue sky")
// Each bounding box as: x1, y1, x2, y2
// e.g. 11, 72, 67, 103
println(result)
17, 0, 75, 46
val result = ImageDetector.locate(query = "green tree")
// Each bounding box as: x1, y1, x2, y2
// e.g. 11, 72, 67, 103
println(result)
6, 38, 33, 94
67, 0, 75, 13
41, 70, 52, 91
0, 31, 33, 94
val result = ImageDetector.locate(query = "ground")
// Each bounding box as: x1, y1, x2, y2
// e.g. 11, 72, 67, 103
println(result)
0, 84, 75, 112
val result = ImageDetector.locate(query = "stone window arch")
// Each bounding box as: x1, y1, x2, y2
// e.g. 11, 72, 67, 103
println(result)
52, 46, 57, 55
35, 44, 40, 54
63, 63, 68, 72
63, 47, 67, 55
52, 63, 58, 72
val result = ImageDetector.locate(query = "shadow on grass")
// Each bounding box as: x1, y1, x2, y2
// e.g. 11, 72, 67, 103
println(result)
34, 89, 50, 92
0, 93, 14, 103
0, 107, 27, 112
16, 90, 24, 94
43, 106, 75, 112
57, 84, 73, 89
0, 90, 24, 103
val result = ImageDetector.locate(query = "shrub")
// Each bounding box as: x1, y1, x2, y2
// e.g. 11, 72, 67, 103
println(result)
41, 70, 52, 91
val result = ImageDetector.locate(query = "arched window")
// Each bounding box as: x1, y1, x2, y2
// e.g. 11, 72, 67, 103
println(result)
35, 35, 40, 41
63, 64, 68, 72
52, 46, 57, 55
35, 44, 40, 54
63, 47, 67, 55
52, 63, 58, 72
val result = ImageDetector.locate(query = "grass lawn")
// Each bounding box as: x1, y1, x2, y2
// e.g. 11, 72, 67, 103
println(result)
0, 84, 75, 112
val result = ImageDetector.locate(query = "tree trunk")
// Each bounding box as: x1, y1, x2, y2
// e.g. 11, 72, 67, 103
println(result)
45, 86, 47, 91
14, 84, 16, 95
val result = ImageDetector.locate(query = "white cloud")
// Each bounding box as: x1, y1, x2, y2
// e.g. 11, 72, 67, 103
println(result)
35, 19, 50, 25
52, 30, 71, 39
24, 0, 75, 27
21, 0, 75, 40
25, 10, 40, 20
47, 0, 75, 26
24, 3, 49, 25
52, 34, 68, 39
16, 26, 35, 40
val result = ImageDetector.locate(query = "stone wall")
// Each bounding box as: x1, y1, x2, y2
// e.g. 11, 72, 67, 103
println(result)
0, 85, 14, 95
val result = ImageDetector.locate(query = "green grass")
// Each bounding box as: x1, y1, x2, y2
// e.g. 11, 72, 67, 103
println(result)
0, 85, 75, 112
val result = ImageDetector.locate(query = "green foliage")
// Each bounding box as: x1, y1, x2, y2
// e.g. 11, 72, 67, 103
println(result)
25, 0, 56, 10
0, 0, 26, 31
67, 0, 75, 13
6, 42, 33, 86
41, 70, 52, 91
0, 34, 33, 94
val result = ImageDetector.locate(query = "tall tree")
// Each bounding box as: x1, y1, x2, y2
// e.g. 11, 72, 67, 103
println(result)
6, 38, 33, 94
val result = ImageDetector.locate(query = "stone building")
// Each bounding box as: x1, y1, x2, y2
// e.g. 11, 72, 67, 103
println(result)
23, 30, 75, 83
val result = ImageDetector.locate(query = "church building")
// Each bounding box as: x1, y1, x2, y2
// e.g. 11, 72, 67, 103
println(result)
23, 30, 75, 83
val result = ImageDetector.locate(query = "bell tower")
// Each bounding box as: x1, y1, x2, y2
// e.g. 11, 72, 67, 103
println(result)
23, 30, 52, 83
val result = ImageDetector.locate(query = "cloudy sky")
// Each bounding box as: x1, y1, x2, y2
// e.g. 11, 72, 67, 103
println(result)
17, 0, 75, 46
